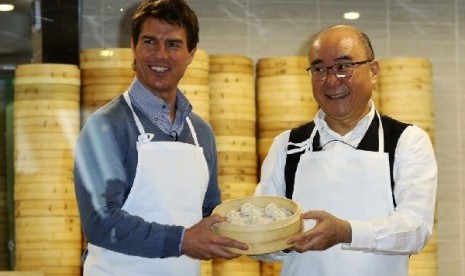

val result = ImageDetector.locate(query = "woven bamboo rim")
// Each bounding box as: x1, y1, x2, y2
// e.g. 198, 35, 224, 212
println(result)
14, 84, 80, 101
209, 73, 254, 84
215, 136, 256, 153
217, 152, 257, 168
183, 68, 209, 79
16, 240, 82, 250
15, 64, 80, 78
218, 167, 257, 176
210, 64, 254, 74
82, 76, 134, 86
80, 48, 132, 61
257, 67, 307, 78
257, 74, 309, 86
15, 173, 73, 184
378, 57, 432, 69
15, 200, 78, 217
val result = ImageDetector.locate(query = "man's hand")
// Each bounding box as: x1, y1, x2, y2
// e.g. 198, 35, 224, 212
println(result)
181, 214, 249, 260
287, 210, 352, 252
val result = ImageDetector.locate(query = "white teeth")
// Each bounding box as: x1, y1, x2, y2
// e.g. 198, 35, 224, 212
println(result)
151, 66, 168, 72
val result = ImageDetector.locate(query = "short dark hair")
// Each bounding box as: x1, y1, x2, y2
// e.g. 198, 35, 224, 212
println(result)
131, 0, 199, 52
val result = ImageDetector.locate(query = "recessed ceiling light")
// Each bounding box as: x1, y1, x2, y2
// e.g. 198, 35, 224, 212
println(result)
344, 12, 360, 20
0, 4, 14, 12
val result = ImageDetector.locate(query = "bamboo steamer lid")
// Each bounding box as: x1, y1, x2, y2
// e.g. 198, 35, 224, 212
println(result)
216, 136, 256, 153
257, 56, 308, 70
80, 48, 132, 69
15, 64, 81, 86
80, 48, 132, 62
14, 83, 80, 102
211, 195, 303, 255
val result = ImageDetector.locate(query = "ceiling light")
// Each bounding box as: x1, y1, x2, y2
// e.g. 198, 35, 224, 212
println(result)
344, 12, 360, 20
0, 4, 14, 12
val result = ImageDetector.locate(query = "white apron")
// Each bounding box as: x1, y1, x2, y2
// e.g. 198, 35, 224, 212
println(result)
282, 115, 408, 276
84, 92, 209, 276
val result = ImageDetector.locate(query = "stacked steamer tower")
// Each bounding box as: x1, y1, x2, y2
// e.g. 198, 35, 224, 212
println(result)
13, 64, 82, 275
378, 57, 437, 276
207, 54, 260, 276
256, 56, 318, 275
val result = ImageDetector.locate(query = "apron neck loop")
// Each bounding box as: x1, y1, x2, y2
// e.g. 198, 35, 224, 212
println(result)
123, 92, 151, 141
186, 117, 200, 147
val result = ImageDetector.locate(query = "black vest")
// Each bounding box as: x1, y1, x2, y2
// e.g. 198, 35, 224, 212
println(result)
284, 114, 410, 207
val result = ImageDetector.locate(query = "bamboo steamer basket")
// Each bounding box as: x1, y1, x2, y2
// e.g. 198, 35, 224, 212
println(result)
211, 195, 303, 255
208, 54, 259, 237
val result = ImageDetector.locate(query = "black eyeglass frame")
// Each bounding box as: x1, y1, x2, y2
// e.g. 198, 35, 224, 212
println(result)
306, 59, 373, 80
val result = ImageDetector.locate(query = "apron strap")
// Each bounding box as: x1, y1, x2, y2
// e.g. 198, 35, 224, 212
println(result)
185, 117, 200, 147
123, 92, 146, 135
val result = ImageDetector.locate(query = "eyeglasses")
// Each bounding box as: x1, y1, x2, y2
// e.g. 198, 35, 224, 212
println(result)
306, 60, 373, 81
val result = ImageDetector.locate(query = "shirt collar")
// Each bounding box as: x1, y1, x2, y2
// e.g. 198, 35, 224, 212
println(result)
314, 100, 376, 139
127, 77, 193, 135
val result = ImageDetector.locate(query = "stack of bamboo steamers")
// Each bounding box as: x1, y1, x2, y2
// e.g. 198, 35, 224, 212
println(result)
256, 56, 319, 165
378, 57, 437, 276
206, 54, 260, 276
13, 64, 82, 275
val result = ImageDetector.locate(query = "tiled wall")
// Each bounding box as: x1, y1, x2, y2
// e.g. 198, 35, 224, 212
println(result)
81, 0, 465, 275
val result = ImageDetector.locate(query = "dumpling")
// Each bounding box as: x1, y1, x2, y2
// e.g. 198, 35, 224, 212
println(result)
264, 203, 279, 217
